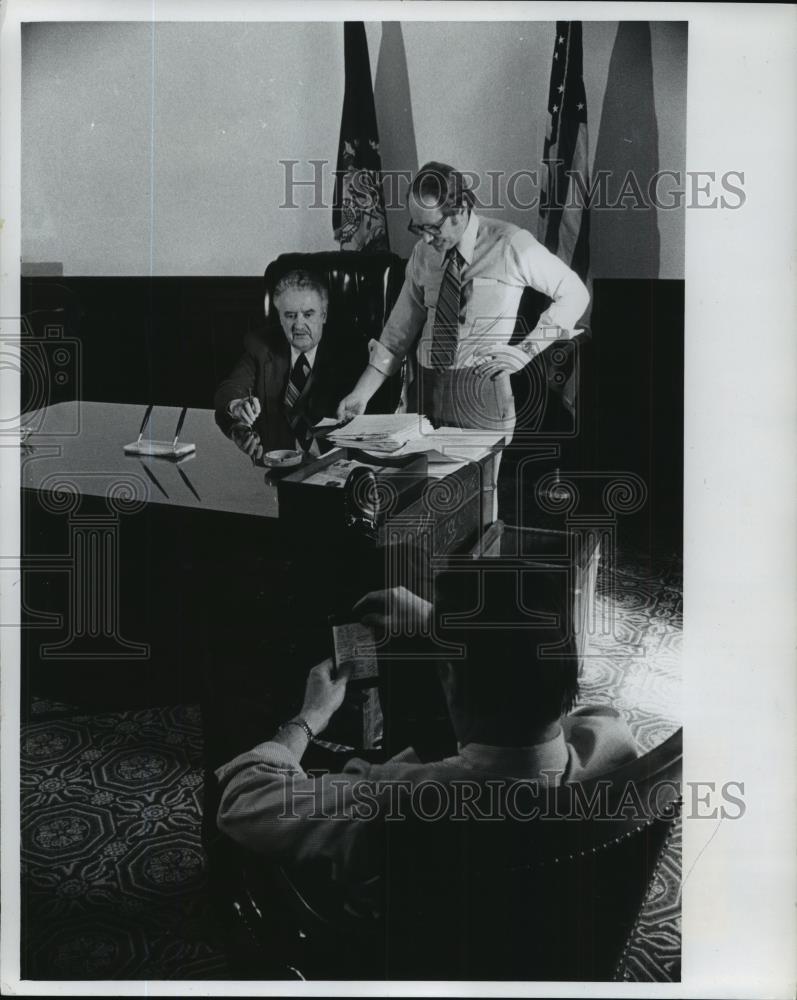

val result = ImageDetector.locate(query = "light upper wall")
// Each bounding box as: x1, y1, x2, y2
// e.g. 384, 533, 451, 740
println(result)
21, 20, 686, 278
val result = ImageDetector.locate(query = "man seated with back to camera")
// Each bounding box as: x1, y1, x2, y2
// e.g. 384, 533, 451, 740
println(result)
215, 572, 639, 904
214, 268, 363, 461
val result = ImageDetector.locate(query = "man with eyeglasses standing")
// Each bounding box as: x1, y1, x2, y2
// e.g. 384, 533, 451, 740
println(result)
336, 161, 589, 439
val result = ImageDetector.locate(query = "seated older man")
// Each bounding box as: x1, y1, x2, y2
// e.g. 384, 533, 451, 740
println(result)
215, 573, 639, 887
214, 268, 362, 460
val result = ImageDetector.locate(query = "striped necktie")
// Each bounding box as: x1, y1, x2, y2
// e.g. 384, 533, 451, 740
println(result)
284, 352, 312, 449
429, 248, 463, 370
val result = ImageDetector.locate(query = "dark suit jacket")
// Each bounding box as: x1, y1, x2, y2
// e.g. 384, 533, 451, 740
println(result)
214, 330, 365, 451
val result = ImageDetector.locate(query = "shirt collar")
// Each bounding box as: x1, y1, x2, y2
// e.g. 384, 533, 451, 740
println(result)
457, 725, 569, 780
454, 210, 479, 266
290, 344, 318, 369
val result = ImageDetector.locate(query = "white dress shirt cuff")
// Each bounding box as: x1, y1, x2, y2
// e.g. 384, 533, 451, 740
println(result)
368, 338, 402, 376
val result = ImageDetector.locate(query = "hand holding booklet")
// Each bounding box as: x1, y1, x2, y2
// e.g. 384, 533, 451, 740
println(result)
332, 621, 378, 682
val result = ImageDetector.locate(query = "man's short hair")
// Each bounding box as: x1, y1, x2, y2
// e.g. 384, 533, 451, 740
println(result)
410, 161, 476, 215
273, 269, 329, 306
434, 565, 580, 745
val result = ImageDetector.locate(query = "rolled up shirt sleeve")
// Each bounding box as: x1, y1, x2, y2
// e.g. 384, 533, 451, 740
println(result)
508, 229, 590, 336
368, 338, 402, 377
369, 245, 427, 376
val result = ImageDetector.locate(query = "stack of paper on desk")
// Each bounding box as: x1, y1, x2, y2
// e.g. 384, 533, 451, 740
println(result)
392, 427, 503, 462
324, 414, 434, 452
317, 416, 504, 463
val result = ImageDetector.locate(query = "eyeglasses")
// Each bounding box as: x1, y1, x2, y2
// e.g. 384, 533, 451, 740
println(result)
407, 217, 447, 237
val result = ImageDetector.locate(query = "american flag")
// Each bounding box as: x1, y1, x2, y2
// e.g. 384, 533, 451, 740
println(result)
538, 22, 590, 280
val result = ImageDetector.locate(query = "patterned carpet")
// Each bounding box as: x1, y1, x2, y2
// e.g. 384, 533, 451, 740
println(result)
20, 550, 681, 982
21, 704, 229, 979
587, 550, 682, 983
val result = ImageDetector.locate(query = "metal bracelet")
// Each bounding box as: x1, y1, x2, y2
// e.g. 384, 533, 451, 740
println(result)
278, 717, 315, 741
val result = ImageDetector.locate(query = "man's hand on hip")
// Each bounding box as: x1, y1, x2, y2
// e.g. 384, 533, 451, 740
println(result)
472, 344, 530, 379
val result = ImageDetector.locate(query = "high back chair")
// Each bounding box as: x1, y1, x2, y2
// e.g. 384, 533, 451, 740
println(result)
221, 727, 682, 981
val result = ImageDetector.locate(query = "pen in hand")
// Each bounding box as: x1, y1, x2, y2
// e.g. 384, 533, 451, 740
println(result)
244, 391, 261, 426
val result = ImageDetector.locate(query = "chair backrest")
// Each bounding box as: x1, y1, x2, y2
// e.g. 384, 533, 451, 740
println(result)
263, 251, 408, 414
225, 727, 682, 981
383, 727, 682, 981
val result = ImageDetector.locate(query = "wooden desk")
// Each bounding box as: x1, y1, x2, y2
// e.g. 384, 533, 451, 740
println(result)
20, 402, 503, 715
22, 401, 502, 520
22, 402, 281, 519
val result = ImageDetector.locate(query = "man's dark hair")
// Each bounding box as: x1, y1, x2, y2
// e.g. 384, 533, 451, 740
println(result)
273, 268, 329, 305
434, 564, 580, 746
410, 161, 476, 215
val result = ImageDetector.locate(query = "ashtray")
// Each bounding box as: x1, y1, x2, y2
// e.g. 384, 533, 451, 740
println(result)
262, 449, 304, 468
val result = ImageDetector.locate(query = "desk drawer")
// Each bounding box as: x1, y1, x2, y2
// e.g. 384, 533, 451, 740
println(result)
380, 491, 483, 557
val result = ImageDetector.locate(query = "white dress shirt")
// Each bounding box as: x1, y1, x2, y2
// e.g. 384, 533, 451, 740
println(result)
290, 344, 318, 370
369, 211, 590, 375
215, 705, 639, 881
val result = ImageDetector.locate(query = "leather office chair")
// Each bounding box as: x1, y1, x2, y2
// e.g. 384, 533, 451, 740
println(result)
220, 727, 682, 981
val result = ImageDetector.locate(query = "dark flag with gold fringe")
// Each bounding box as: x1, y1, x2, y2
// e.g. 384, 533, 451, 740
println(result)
332, 22, 389, 252
538, 21, 590, 280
